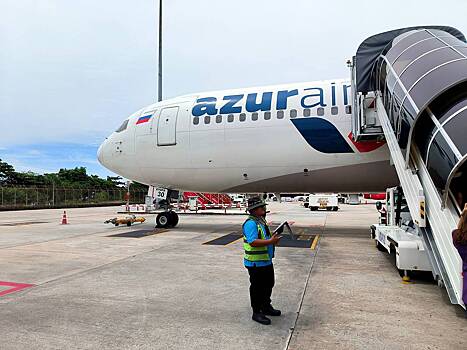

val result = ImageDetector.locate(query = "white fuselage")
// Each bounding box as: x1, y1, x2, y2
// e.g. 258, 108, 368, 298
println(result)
98, 79, 398, 193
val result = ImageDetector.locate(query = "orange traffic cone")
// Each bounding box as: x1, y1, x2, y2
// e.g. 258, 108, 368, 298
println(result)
61, 210, 68, 225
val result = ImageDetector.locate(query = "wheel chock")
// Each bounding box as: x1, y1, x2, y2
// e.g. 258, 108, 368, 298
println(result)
402, 275, 411, 283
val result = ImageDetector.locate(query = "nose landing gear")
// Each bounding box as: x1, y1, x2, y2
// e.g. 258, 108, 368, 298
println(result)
153, 189, 180, 228
155, 210, 179, 228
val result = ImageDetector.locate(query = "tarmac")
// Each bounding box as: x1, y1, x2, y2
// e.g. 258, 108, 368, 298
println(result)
0, 202, 465, 350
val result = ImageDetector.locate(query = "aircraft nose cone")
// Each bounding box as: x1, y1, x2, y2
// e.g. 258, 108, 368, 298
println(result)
97, 142, 105, 165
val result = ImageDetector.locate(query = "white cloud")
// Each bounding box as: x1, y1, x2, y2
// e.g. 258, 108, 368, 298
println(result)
1, 155, 54, 174
0, 142, 106, 176
1, 0, 466, 149
26, 149, 42, 156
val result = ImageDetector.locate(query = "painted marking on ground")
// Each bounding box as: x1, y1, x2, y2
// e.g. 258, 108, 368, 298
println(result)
276, 235, 315, 248
310, 234, 320, 250
0, 281, 35, 297
205, 231, 316, 248
225, 236, 243, 245
107, 228, 168, 238
203, 232, 242, 246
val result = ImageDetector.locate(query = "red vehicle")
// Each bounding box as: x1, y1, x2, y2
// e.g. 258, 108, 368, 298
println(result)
364, 193, 386, 200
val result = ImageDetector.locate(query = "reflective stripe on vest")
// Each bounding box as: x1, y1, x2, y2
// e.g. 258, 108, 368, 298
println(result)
243, 216, 270, 262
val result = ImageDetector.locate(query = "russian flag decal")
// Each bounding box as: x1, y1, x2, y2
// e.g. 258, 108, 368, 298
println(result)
136, 114, 152, 125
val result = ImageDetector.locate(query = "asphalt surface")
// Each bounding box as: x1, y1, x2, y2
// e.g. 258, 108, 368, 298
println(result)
0, 203, 465, 349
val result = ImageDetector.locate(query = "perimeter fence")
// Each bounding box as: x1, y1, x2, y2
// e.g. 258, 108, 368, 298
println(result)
0, 186, 147, 210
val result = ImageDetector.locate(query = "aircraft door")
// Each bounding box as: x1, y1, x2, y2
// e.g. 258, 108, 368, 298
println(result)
157, 106, 179, 146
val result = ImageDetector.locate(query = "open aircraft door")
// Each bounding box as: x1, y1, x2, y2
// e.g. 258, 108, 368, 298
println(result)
157, 106, 179, 146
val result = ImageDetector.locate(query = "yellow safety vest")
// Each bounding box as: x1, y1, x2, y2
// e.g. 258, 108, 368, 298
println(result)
243, 216, 270, 262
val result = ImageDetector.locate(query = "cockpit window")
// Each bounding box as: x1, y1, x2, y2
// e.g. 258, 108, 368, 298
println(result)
115, 119, 129, 133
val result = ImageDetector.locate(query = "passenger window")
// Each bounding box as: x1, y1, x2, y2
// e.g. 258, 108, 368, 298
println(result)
216, 115, 222, 123
277, 110, 284, 119
228, 114, 234, 123
239, 113, 246, 122
264, 111, 271, 120
193, 117, 199, 125
304, 108, 311, 117
290, 109, 297, 118
317, 107, 324, 116
345, 105, 352, 114
252, 112, 258, 121
331, 106, 338, 115
115, 119, 129, 133
204, 116, 211, 124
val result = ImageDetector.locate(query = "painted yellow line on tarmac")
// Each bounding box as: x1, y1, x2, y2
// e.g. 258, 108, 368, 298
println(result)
310, 234, 320, 250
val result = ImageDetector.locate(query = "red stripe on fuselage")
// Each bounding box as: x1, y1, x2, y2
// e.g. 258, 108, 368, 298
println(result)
347, 132, 385, 153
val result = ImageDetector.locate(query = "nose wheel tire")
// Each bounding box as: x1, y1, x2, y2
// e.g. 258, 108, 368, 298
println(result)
155, 211, 179, 228
156, 212, 170, 228
168, 210, 179, 227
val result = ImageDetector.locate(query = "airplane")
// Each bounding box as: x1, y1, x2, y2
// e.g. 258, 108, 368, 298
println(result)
97, 78, 399, 228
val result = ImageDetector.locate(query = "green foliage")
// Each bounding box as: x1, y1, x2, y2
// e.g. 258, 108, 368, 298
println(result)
94, 191, 110, 202
0, 159, 147, 191
0, 159, 21, 185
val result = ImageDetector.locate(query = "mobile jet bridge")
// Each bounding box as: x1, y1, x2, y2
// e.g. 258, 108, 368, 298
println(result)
350, 26, 467, 308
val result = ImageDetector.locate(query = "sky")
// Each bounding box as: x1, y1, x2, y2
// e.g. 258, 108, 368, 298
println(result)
1, 0, 467, 177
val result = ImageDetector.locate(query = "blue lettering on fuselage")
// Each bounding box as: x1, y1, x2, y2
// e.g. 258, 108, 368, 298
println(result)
191, 84, 351, 116
220, 94, 243, 114
245, 92, 272, 112
192, 97, 218, 116
276, 89, 299, 110
300, 87, 326, 108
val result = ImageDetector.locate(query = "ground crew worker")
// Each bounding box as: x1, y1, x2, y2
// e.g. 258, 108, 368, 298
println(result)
243, 196, 282, 325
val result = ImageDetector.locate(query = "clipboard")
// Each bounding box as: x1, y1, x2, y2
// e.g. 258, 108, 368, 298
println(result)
272, 221, 296, 239
273, 221, 285, 234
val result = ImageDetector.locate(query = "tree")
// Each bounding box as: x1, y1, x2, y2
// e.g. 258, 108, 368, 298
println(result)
57, 167, 88, 185
12, 171, 43, 186
0, 159, 17, 185
0, 159, 148, 192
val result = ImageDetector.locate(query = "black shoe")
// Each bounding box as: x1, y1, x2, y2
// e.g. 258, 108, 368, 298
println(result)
263, 305, 281, 316
252, 312, 271, 325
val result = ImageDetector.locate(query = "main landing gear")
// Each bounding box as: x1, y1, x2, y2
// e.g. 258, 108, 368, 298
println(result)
155, 210, 179, 228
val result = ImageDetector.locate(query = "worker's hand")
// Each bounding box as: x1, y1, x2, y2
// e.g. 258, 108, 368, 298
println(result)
270, 233, 282, 245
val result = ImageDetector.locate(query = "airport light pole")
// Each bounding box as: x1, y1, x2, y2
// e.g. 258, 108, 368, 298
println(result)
126, 180, 131, 211
157, 0, 163, 102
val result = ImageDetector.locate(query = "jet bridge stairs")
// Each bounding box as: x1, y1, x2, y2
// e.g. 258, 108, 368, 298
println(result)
350, 26, 467, 308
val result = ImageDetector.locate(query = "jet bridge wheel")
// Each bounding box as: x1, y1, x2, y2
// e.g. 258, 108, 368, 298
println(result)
389, 245, 405, 278
375, 240, 386, 252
